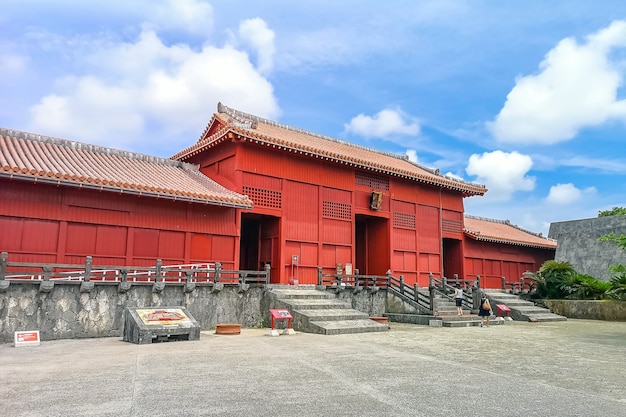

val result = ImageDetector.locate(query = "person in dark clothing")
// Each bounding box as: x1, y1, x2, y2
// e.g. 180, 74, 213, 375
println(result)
478, 294, 491, 327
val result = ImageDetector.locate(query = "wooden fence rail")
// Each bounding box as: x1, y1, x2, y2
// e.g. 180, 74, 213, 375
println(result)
0, 252, 270, 290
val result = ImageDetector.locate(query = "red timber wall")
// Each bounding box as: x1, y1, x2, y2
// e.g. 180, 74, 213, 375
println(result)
463, 238, 555, 288
0, 180, 240, 268
191, 140, 466, 286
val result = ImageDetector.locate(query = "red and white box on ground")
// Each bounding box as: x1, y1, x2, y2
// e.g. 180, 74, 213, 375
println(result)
14, 330, 40, 347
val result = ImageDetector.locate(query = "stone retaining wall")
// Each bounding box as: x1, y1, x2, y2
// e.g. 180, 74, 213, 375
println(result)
0, 283, 388, 343
544, 300, 626, 321
0, 283, 266, 343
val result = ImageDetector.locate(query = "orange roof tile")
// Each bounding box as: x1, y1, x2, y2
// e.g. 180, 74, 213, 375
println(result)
464, 215, 557, 249
172, 103, 487, 197
0, 128, 253, 208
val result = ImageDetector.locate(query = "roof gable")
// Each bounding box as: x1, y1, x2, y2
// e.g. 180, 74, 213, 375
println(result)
0, 128, 252, 208
464, 215, 557, 249
172, 103, 487, 197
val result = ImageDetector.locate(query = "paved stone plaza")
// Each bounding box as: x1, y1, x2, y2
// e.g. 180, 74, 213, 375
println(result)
1, 319, 625, 416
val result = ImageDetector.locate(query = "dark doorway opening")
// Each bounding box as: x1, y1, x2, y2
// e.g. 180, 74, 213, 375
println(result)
240, 214, 280, 282
355, 214, 389, 276
442, 238, 463, 283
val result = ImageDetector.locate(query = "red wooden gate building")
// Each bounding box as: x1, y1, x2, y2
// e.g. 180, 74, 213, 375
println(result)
0, 104, 556, 286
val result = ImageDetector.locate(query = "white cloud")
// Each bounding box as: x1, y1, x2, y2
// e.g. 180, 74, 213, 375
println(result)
27, 25, 279, 151
0, 52, 27, 80
345, 108, 420, 138
546, 183, 596, 204
146, 0, 214, 36
30, 77, 143, 145
238, 18, 276, 74
488, 20, 626, 144
444, 172, 464, 181
465, 150, 535, 201
406, 149, 418, 163
546, 183, 581, 205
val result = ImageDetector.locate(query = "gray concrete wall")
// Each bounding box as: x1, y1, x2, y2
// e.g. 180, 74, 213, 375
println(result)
544, 300, 626, 321
548, 215, 626, 281
0, 283, 388, 343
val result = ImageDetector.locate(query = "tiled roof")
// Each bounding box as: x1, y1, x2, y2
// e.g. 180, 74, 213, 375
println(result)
172, 103, 487, 197
0, 128, 253, 208
464, 215, 557, 249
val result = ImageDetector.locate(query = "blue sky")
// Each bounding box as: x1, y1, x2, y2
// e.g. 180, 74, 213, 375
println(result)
2, 1, 626, 236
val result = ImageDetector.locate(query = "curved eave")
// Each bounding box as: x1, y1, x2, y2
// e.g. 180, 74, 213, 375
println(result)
0, 171, 253, 209
464, 232, 557, 250
175, 128, 487, 197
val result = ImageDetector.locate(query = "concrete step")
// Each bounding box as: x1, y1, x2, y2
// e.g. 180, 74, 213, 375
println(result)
527, 313, 568, 322
295, 308, 369, 321
269, 287, 389, 335
491, 300, 536, 307
282, 299, 352, 310
270, 289, 336, 300
308, 319, 389, 335
442, 319, 504, 328
481, 291, 567, 322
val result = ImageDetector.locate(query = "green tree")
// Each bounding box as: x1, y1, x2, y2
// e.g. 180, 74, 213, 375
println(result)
597, 207, 626, 299
598, 207, 626, 217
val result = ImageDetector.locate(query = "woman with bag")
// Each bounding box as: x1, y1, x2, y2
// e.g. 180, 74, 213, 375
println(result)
478, 294, 491, 327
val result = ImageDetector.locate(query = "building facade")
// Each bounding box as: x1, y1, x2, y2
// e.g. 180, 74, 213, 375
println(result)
1, 104, 556, 287
173, 104, 486, 285
0, 129, 252, 269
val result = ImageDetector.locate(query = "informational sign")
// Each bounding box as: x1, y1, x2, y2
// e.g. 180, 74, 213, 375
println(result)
345, 263, 353, 275
291, 255, 298, 265
14, 330, 40, 347
269, 309, 293, 330
124, 306, 200, 344
135, 308, 191, 326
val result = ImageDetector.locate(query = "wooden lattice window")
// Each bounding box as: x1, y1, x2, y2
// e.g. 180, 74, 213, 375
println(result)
322, 201, 351, 220
242, 186, 282, 209
355, 172, 389, 190
442, 219, 462, 234
393, 212, 416, 229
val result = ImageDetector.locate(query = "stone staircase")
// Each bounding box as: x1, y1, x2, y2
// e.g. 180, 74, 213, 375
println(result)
482, 290, 567, 322
386, 292, 504, 327
267, 286, 389, 335
432, 296, 503, 327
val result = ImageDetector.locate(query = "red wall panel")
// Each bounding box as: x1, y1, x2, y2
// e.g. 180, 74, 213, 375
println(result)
190, 233, 212, 261
0, 217, 59, 254
321, 219, 351, 245
158, 231, 185, 259
393, 228, 417, 251
417, 187, 441, 207
283, 181, 318, 241
133, 229, 159, 258
418, 205, 440, 253
212, 235, 236, 265
66, 223, 97, 255
95, 226, 127, 256
463, 239, 554, 288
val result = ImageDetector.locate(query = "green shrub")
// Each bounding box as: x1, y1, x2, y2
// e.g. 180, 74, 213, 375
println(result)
563, 274, 612, 300
607, 265, 626, 300
532, 260, 577, 299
